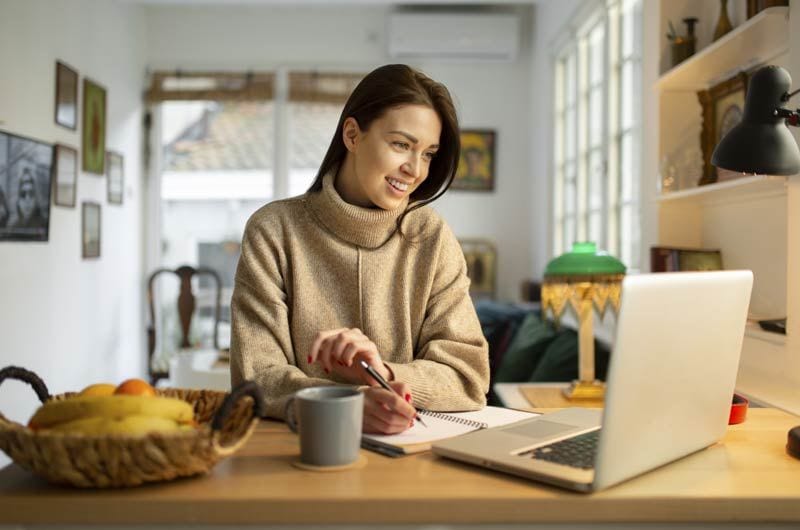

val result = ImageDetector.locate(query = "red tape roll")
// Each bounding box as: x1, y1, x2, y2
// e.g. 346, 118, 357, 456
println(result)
728, 393, 749, 425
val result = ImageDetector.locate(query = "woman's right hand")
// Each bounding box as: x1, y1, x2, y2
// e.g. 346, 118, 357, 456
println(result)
362, 381, 417, 435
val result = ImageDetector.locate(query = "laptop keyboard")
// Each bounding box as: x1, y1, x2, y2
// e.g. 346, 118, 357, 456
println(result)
520, 430, 600, 470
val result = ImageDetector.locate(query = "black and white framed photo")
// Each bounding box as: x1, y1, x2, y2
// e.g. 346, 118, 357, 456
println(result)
0, 130, 54, 242
82, 201, 101, 258
53, 144, 78, 208
106, 151, 123, 205
55, 61, 78, 130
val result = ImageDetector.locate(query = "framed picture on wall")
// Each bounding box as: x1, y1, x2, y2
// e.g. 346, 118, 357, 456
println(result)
697, 71, 748, 185
459, 238, 497, 298
0, 130, 54, 242
53, 144, 78, 208
107, 151, 123, 205
82, 201, 101, 258
55, 61, 78, 130
452, 129, 496, 191
82, 78, 107, 174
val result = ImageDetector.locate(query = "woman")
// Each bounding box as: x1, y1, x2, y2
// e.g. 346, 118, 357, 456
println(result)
230, 64, 489, 435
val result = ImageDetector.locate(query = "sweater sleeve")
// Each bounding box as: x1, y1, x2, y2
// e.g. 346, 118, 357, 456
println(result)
384, 225, 490, 411
230, 212, 337, 420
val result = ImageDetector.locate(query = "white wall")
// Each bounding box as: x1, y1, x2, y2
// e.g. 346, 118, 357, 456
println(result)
0, 0, 147, 465
145, 4, 535, 302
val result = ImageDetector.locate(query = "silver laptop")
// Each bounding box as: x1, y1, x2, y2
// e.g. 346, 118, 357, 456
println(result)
433, 270, 753, 492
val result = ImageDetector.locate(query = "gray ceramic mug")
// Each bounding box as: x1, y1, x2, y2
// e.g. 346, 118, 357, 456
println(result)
285, 386, 364, 467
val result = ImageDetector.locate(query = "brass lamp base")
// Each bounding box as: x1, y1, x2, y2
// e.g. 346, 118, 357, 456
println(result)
563, 380, 605, 400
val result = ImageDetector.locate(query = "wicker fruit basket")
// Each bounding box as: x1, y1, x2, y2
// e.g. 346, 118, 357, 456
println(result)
0, 366, 265, 488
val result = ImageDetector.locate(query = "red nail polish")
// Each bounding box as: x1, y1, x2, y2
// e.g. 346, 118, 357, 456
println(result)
324, 368, 329, 374
307, 356, 312, 363
404, 393, 411, 403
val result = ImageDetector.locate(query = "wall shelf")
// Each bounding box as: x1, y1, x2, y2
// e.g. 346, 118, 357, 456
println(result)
656, 175, 787, 205
744, 322, 787, 346
657, 6, 789, 91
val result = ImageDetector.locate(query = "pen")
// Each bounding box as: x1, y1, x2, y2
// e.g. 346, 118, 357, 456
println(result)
359, 360, 427, 427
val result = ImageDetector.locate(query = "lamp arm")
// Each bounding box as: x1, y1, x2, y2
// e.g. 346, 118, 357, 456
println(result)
782, 88, 800, 102
774, 107, 800, 127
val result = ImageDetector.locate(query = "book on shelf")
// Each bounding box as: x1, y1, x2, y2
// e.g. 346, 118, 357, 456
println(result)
650, 246, 723, 273
361, 406, 538, 457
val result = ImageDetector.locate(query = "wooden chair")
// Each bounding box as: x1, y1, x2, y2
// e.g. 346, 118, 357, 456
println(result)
146, 265, 222, 386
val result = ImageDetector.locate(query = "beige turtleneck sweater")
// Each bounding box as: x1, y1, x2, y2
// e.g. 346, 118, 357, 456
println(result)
230, 171, 489, 419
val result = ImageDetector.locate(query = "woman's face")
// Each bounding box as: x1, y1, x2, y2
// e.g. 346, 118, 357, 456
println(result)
341, 104, 442, 210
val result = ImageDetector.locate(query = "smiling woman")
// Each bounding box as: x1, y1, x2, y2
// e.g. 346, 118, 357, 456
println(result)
230, 64, 490, 436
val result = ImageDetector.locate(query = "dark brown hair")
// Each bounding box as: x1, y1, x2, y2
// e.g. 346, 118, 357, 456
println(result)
307, 64, 460, 233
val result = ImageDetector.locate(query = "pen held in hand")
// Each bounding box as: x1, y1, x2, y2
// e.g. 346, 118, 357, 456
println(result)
359, 360, 427, 428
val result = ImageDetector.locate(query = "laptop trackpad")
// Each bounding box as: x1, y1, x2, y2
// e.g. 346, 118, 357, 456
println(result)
501, 420, 580, 440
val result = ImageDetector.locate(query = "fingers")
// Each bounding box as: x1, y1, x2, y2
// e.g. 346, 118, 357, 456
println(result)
308, 328, 348, 372
341, 340, 378, 369
388, 381, 412, 405
309, 328, 384, 375
364, 387, 416, 423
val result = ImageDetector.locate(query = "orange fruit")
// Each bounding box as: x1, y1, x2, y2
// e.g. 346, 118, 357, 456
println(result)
79, 383, 116, 397
113, 378, 156, 396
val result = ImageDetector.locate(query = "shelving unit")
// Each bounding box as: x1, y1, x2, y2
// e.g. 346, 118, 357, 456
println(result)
657, 7, 789, 91
651, 2, 798, 413
657, 175, 787, 204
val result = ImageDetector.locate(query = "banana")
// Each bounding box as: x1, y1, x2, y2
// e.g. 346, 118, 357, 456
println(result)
29, 395, 194, 429
45, 415, 186, 436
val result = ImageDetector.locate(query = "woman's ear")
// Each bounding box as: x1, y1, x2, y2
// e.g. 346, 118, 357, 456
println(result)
342, 117, 361, 152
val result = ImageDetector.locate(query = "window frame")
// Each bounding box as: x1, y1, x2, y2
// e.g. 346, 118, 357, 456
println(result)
550, 0, 642, 271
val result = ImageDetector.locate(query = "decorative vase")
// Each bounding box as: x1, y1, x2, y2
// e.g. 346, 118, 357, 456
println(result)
713, 0, 733, 41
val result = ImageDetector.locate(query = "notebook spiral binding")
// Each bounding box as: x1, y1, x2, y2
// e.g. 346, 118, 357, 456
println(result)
419, 410, 489, 429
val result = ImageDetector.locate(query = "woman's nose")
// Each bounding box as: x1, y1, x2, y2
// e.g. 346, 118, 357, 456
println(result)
402, 157, 421, 179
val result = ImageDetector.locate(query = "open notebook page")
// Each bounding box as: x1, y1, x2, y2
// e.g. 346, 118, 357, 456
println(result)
363, 406, 538, 447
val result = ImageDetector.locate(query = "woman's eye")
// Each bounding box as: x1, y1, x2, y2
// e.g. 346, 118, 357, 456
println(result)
424, 152, 437, 161
393, 141, 410, 150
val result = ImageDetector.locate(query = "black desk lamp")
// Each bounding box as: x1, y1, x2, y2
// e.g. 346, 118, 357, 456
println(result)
711, 64, 800, 460
712, 65, 800, 175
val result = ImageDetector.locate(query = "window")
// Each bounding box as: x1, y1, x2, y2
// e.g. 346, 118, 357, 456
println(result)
552, 0, 642, 270
145, 71, 362, 358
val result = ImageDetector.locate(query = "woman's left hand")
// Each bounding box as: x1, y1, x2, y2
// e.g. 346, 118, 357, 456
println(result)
308, 328, 391, 385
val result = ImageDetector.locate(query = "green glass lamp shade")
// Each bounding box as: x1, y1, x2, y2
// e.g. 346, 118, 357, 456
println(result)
712, 66, 800, 176
544, 242, 626, 277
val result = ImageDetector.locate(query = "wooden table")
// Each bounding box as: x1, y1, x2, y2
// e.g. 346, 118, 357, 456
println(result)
0, 409, 799, 527
495, 382, 604, 409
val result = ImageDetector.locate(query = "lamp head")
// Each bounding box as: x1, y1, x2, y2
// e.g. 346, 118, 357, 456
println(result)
712, 65, 800, 176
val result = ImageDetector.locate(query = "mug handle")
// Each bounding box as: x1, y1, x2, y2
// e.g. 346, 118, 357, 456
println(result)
284, 396, 298, 433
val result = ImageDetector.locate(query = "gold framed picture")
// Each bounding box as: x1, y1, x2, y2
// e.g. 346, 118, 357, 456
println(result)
82, 78, 107, 174
452, 129, 495, 191
459, 238, 497, 298
697, 71, 748, 185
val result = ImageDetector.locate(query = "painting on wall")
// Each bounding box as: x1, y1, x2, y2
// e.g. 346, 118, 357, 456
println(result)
82, 201, 101, 258
107, 151, 124, 205
697, 71, 748, 185
459, 238, 497, 298
0, 130, 53, 242
82, 78, 106, 174
452, 129, 496, 191
53, 144, 78, 208
55, 61, 78, 130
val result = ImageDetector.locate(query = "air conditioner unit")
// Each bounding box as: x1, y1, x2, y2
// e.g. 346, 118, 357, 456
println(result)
387, 11, 520, 62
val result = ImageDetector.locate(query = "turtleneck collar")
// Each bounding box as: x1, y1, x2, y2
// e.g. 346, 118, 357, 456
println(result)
305, 169, 410, 249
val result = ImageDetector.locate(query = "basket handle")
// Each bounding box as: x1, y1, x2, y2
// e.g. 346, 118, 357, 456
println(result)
211, 380, 265, 432
210, 381, 265, 456
0, 366, 50, 403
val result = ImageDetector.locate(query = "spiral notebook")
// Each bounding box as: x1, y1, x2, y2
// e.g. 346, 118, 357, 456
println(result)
361, 406, 538, 456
